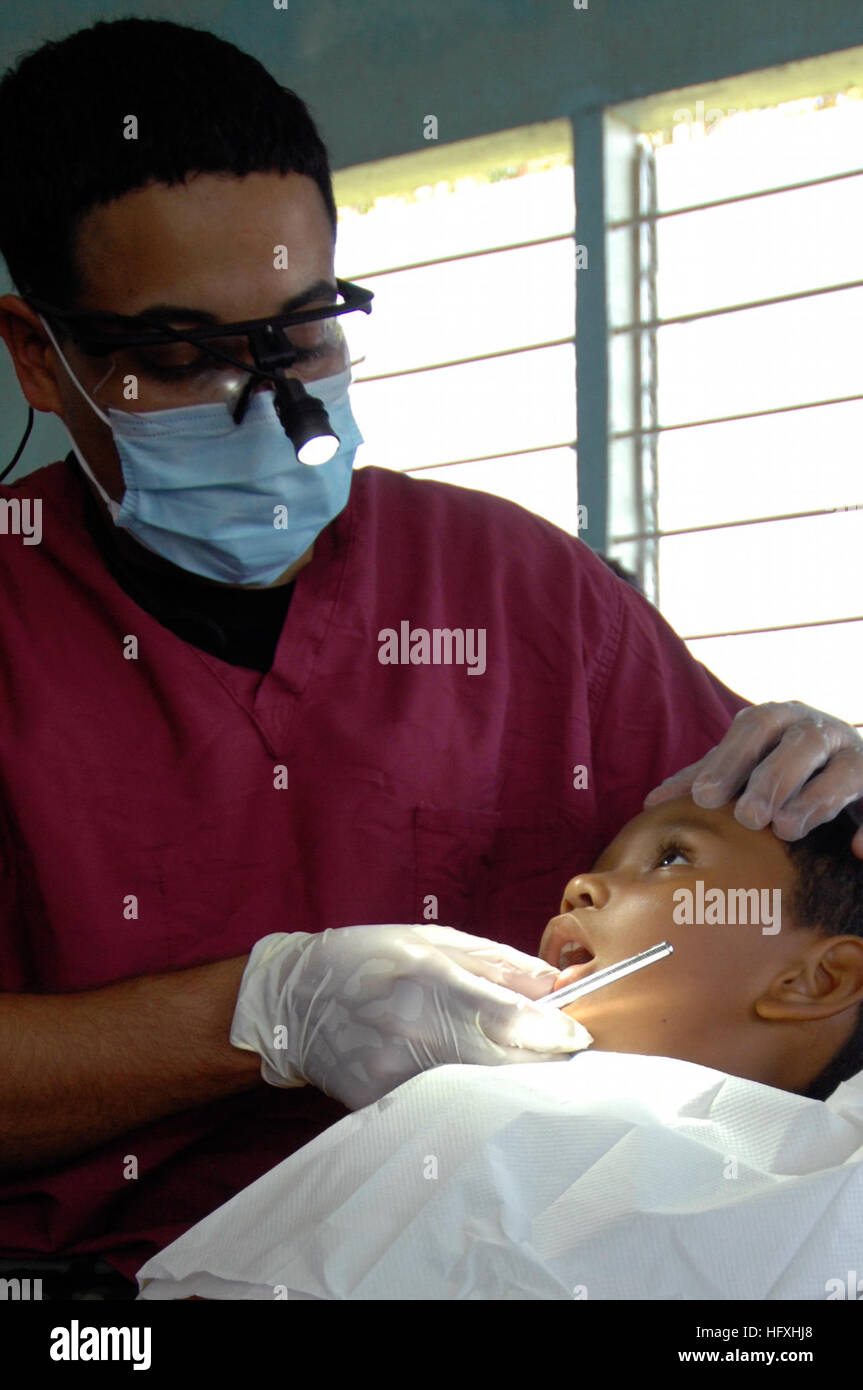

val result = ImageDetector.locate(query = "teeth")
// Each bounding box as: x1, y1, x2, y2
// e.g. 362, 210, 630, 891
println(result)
559, 942, 591, 968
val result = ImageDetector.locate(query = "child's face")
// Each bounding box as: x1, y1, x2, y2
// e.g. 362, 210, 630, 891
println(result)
538, 794, 824, 1083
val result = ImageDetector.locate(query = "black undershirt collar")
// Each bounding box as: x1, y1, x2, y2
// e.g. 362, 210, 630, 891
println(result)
68, 454, 294, 673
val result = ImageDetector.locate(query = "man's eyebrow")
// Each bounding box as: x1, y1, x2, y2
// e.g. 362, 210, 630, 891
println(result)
124, 279, 339, 326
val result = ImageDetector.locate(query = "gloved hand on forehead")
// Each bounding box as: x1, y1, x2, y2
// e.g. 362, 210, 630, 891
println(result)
645, 699, 863, 857
230, 923, 592, 1110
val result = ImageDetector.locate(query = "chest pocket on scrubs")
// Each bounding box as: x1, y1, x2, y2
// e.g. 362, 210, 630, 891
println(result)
412, 807, 583, 958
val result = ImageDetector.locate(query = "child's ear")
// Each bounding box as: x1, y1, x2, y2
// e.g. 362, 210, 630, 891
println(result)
755, 936, 863, 1022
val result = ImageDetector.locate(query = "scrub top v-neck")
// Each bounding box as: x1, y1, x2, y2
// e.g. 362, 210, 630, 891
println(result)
72, 451, 355, 756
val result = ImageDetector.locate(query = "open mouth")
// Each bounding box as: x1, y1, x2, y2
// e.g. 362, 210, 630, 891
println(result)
555, 939, 596, 989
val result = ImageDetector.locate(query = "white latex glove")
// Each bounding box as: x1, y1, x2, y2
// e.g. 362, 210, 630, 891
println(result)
230, 923, 593, 1110
645, 700, 863, 856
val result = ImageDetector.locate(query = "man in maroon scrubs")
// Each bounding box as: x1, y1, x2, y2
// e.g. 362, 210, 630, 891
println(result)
0, 19, 860, 1297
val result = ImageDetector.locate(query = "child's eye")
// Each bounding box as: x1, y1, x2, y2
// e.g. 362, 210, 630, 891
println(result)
653, 838, 692, 868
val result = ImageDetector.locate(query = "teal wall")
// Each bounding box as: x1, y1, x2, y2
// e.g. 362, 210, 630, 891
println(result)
3, 0, 863, 485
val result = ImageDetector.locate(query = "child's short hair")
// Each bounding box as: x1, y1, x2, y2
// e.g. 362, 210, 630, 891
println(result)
785, 809, 863, 1100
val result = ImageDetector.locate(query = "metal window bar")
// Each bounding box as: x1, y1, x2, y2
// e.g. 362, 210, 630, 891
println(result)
681, 614, 863, 642
612, 276, 863, 337
631, 139, 660, 604
406, 438, 576, 474
347, 231, 574, 284
607, 128, 862, 672
607, 165, 863, 231
346, 228, 578, 481
356, 333, 574, 384
606, 170, 863, 472
347, 235, 577, 389
614, 504, 863, 544
610, 389, 863, 441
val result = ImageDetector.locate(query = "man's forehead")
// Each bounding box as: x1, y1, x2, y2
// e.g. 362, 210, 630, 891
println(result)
87, 278, 340, 331
74, 171, 333, 314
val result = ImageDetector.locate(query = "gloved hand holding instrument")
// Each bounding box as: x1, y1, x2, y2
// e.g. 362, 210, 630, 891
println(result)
230, 923, 594, 1110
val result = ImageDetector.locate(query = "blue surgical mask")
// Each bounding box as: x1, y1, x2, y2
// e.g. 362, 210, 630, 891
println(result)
41, 314, 363, 586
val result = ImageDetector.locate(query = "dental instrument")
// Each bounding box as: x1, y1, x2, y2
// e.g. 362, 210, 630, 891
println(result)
539, 940, 674, 1010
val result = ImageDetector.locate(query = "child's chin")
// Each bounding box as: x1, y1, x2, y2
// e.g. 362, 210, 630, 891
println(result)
562, 1003, 598, 1032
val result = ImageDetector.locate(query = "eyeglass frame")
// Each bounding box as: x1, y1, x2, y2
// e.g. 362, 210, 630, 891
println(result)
23, 274, 370, 372
22, 277, 374, 426
23, 277, 372, 350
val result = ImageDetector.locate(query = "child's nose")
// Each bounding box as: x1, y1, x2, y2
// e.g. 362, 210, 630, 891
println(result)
562, 873, 605, 912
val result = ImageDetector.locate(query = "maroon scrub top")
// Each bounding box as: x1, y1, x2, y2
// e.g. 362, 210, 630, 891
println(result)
0, 459, 747, 1278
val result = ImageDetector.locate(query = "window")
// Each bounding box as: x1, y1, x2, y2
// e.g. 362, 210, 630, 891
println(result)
332, 120, 580, 533
606, 50, 863, 728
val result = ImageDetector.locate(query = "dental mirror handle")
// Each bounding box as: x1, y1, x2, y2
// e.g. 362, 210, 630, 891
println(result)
540, 940, 674, 1010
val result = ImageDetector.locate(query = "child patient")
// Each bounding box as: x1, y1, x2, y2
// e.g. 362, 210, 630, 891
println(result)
539, 792, 863, 1100
137, 791, 863, 1300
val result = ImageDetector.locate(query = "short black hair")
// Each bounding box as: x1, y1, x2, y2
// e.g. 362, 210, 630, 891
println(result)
785, 809, 863, 1100
598, 554, 646, 598
0, 18, 337, 318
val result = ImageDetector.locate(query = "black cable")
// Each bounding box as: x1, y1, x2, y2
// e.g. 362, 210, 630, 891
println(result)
0, 406, 34, 483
